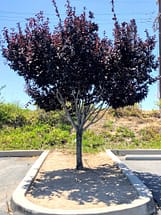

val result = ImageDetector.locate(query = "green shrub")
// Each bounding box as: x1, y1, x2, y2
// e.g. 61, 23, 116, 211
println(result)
0, 124, 72, 150
115, 126, 135, 138
82, 130, 105, 152
139, 126, 161, 141
34, 109, 71, 130
0, 103, 29, 127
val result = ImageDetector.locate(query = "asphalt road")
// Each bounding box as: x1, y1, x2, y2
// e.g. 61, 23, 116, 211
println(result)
0, 157, 37, 215
120, 157, 161, 214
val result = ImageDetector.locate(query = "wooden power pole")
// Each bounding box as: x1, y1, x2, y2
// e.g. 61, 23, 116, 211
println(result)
159, 0, 161, 99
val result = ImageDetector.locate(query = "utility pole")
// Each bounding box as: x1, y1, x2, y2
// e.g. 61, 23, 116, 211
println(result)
159, 0, 161, 99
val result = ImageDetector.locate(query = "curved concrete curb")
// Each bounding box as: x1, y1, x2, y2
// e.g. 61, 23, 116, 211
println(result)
11, 150, 50, 214
106, 150, 156, 215
11, 150, 156, 215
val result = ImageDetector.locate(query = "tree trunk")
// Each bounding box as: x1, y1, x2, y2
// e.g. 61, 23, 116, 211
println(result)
76, 128, 83, 170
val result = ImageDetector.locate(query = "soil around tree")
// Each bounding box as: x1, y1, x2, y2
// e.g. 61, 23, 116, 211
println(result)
26, 150, 139, 210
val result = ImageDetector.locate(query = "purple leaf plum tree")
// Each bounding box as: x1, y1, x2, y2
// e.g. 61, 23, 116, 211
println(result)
1, 0, 158, 169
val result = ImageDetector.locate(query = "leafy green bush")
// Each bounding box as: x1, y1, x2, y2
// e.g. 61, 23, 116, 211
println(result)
139, 126, 161, 141
0, 103, 29, 128
32, 109, 71, 130
115, 126, 135, 138
82, 130, 105, 152
0, 124, 72, 150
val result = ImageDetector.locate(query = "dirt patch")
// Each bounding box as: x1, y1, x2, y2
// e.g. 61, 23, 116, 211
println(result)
26, 150, 139, 210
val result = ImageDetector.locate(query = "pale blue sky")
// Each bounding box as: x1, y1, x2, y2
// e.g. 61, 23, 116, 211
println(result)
0, 0, 159, 110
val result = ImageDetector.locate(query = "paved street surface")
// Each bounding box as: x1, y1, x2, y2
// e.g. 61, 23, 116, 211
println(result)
0, 157, 37, 215
120, 157, 161, 214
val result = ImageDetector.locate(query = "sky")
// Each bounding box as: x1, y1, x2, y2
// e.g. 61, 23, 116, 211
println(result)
0, 0, 159, 110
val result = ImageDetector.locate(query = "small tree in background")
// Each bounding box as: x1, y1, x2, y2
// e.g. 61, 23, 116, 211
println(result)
1, 0, 158, 169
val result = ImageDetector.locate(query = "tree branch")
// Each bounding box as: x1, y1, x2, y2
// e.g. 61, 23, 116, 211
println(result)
56, 90, 77, 130
83, 103, 108, 130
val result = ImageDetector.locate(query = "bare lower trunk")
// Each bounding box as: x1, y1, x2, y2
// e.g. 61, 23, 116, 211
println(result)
76, 129, 83, 170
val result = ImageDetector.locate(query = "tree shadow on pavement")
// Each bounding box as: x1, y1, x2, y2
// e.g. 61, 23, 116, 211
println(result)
134, 171, 161, 208
26, 165, 138, 207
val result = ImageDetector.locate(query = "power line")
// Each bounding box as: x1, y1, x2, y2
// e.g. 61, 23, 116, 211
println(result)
0, 9, 157, 16
0, 12, 156, 22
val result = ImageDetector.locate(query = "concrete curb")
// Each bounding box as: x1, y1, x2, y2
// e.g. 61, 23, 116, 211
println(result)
106, 150, 156, 215
112, 149, 161, 161
11, 149, 156, 215
125, 154, 161, 160
112, 149, 161, 156
11, 150, 50, 214
0, 150, 43, 157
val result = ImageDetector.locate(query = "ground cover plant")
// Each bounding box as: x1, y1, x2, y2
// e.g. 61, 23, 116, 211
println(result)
1, 0, 158, 169
0, 103, 161, 151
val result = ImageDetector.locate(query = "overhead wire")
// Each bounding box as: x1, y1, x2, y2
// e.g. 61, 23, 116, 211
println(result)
0, 10, 157, 25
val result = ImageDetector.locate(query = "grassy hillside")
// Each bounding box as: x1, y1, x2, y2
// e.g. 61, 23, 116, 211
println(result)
0, 103, 161, 152
90, 106, 161, 150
